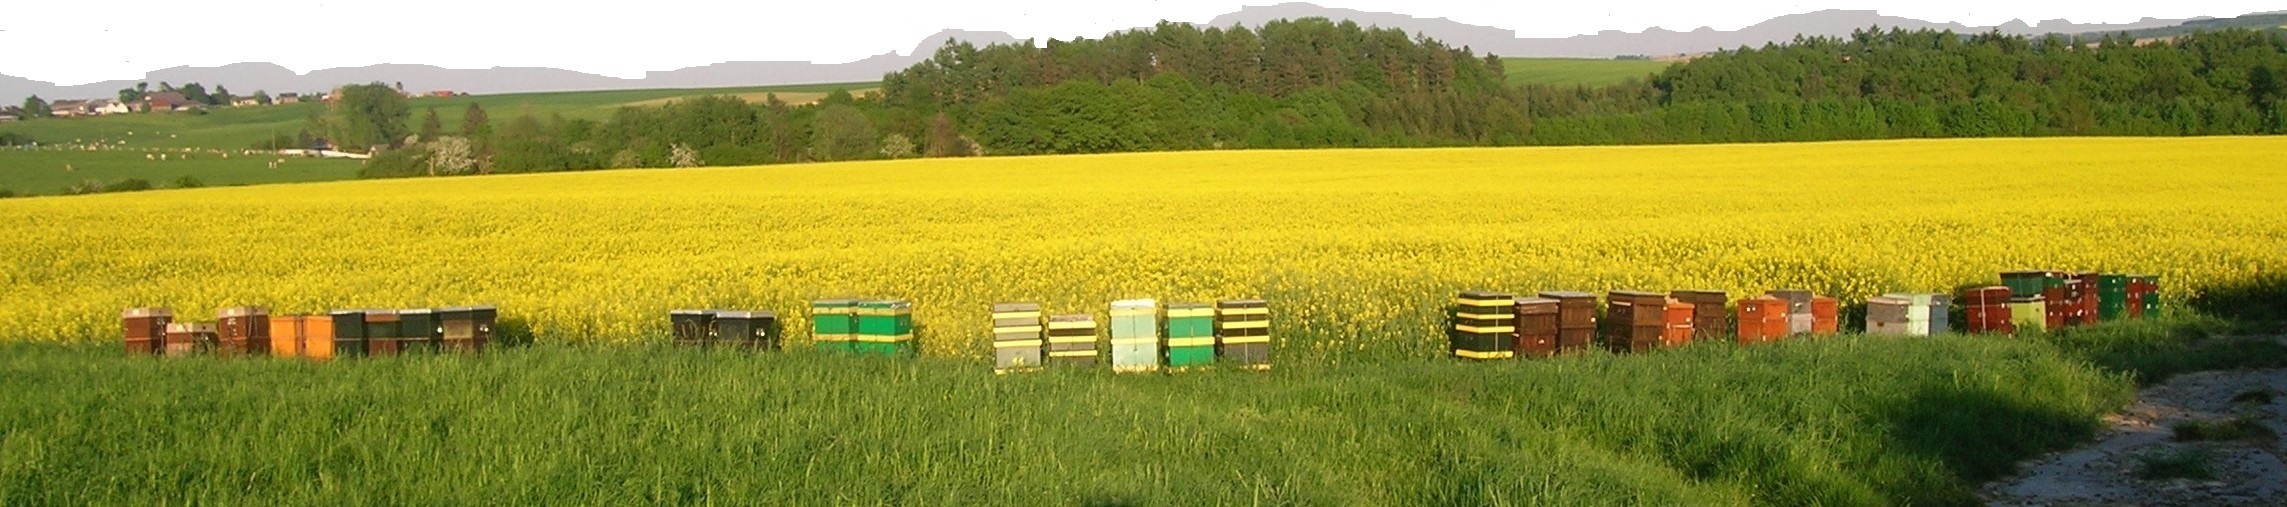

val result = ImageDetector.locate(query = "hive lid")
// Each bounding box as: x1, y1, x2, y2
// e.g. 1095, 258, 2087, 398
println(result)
329, 309, 366, 316
398, 308, 434, 316
812, 298, 860, 306
218, 306, 268, 317
122, 307, 174, 318
715, 311, 755, 319
1048, 314, 1096, 323
670, 309, 714, 316
1513, 297, 1558, 305
1217, 299, 1268, 308
1111, 298, 1158, 309
1609, 290, 1665, 298
1865, 296, 1912, 306
859, 300, 911, 309
991, 302, 1040, 313
1456, 290, 1513, 300
1537, 291, 1595, 299
1166, 302, 1214, 309
363, 309, 399, 316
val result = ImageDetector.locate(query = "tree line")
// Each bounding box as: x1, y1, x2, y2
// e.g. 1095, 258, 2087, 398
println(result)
335, 20, 2286, 178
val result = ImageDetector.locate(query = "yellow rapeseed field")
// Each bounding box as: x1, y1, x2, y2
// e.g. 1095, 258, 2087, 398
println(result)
3, 137, 2283, 359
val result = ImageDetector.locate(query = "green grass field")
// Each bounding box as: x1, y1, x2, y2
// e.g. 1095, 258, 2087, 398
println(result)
0, 148, 361, 196
1501, 57, 1675, 87
0, 329, 2139, 505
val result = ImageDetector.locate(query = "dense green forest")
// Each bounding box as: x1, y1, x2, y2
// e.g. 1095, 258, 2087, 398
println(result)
361, 19, 2287, 177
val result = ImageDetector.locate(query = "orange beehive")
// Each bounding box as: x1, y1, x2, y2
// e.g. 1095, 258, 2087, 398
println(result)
1810, 297, 1839, 335
268, 315, 303, 358
1661, 299, 1695, 347
302, 316, 337, 360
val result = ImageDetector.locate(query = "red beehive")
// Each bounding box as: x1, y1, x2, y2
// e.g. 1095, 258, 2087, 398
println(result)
1604, 291, 1667, 353
1736, 296, 1787, 345
1810, 297, 1839, 336
216, 307, 270, 357
2075, 272, 2101, 324
122, 308, 173, 356
1538, 291, 1598, 353
1960, 286, 2014, 335
1661, 299, 1695, 347
1513, 298, 1559, 358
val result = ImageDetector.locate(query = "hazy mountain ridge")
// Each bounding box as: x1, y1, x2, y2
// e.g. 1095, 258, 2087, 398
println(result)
0, 4, 2233, 101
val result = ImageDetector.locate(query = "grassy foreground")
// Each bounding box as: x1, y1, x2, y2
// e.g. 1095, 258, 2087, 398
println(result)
0, 331, 2130, 505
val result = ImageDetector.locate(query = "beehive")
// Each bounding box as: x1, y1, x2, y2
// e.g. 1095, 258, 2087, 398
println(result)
1450, 291, 1516, 360
855, 300, 914, 357
216, 306, 270, 356
439, 306, 488, 353
2074, 272, 2102, 325
302, 315, 336, 360
1660, 299, 1695, 348
669, 309, 716, 347
810, 299, 859, 353
1513, 297, 1559, 358
1216, 299, 1271, 370
1810, 297, 1840, 336
2131, 274, 2161, 318
329, 309, 366, 358
163, 322, 216, 356
1669, 290, 1728, 340
1538, 291, 1598, 353
1734, 296, 1787, 344
991, 302, 1045, 374
363, 310, 402, 357
1960, 286, 2014, 335
1884, 292, 1939, 335
2009, 296, 2048, 333
1045, 313, 1099, 367
2000, 271, 2049, 300
1164, 303, 1216, 369
1602, 291, 1667, 353
1109, 299, 1160, 373
122, 307, 172, 356
1767, 290, 1813, 336
2097, 274, 2130, 322
1865, 296, 1914, 336
398, 308, 439, 355
267, 315, 303, 358
714, 311, 779, 350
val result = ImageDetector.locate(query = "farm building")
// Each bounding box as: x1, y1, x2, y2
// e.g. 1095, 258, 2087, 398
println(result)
274, 92, 300, 104
233, 96, 263, 107
92, 99, 131, 115
145, 92, 203, 111
47, 100, 89, 117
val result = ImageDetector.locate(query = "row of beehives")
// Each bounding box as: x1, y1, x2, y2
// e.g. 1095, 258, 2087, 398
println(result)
1449, 270, 2162, 359
662, 298, 1274, 373
990, 299, 1270, 373
1979, 271, 2163, 333
121, 306, 498, 358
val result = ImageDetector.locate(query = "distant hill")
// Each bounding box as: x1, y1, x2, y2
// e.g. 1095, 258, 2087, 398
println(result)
1, 30, 1018, 103
1205, 3, 2184, 57
2072, 11, 2287, 40
0, 3, 2238, 101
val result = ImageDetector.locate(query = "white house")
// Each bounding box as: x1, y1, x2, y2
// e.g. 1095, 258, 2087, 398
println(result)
93, 99, 132, 115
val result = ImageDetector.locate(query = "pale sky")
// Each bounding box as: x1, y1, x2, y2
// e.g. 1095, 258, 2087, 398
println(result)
0, 0, 2274, 86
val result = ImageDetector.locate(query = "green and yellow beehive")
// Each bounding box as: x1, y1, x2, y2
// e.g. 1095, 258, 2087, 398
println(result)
810, 299, 858, 353
1164, 303, 1216, 370
855, 299, 914, 357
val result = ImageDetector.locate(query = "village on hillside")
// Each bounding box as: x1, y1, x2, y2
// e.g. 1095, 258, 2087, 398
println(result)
4, 84, 464, 122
